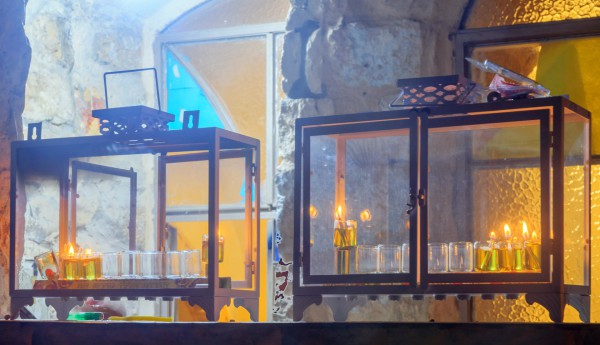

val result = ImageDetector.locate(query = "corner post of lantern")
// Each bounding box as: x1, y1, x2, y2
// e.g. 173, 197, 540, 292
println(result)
244, 148, 254, 287
208, 129, 220, 295
417, 109, 429, 288
157, 154, 167, 253
59, 159, 70, 256
253, 142, 261, 295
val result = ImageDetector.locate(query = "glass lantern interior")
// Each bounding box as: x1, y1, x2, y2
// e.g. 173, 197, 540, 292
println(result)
308, 129, 411, 276
428, 119, 543, 273
15, 140, 258, 292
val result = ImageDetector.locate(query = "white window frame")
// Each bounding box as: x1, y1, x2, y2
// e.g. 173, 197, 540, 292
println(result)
154, 22, 286, 222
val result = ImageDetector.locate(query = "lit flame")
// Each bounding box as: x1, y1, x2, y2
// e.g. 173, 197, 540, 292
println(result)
309, 205, 319, 219
360, 209, 372, 222
532, 230, 538, 242
522, 222, 529, 240
504, 224, 511, 240
490, 231, 497, 241
335, 205, 343, 221
68, 244, 75, 257
85, 248, 92, 256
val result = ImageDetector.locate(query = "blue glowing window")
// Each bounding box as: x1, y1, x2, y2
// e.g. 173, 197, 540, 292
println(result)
165, 50, 224, 130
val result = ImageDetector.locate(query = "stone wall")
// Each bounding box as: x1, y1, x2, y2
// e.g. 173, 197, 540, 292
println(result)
274, 0, 469, 321
0, 0, 31, 318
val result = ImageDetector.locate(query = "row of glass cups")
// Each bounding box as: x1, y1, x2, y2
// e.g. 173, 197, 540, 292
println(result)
102, 250, 204, 279
354, 242, 475, 274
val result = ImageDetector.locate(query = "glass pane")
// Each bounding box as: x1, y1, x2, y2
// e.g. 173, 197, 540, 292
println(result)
469, 36, 600, 155
308, 130, 411, 276
72, 165, 133, 252
564, 113, 590, 286
166, 51, 224, 130
17, 175, 61, 290
165, 0, 289, 33
172, 37, 268, 189
428, 120, 542, 274
218, 155, 256, 290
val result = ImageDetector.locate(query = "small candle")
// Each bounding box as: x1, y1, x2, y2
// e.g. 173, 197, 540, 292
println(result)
475, 232, 498, 272
61, 243, 84, 280
201, 233, 225, 263
498, 224, 514, 271
333, 205, 357, 249
512, 238, 525, 271
83, 249, 102, 280
522, 222, 541, 271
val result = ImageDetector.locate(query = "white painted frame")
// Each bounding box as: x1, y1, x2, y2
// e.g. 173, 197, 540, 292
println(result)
154, 22, 286, 217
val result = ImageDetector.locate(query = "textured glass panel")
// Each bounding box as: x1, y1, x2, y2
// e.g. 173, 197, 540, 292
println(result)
165, 0, 289, 33
308, 131, 410, 276
590, 164, 600, 322
465, 0, 600, 28
469, 37, 600, 155
563, 115, 589, 286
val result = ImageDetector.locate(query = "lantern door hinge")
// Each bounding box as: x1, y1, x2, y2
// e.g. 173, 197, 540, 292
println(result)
251, 163, 256, 176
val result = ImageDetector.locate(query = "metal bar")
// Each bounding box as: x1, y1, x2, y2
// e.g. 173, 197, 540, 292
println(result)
157, 155, 167, 252
130, 168, 137, 251
552, 103, 565, 292
254, 145, 261, 297
103, 68, 161, 110
244, 150, 253, 288
208, 130, 219, 294
293, 122, 304, 291
301, 130, 312, 279
59, 161, 69, 254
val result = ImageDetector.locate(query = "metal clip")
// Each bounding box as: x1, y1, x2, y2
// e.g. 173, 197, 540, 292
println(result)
182, 110, 200, 130
27, 122, 42, 141
406, 188, 417, 215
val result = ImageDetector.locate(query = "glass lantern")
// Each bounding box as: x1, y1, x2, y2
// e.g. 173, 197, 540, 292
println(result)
293, 96, 590, 322
10, 126, 260, 321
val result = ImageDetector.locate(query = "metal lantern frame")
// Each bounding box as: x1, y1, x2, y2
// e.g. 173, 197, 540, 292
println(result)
10, 127, 261, 321
293, 96, 590, 322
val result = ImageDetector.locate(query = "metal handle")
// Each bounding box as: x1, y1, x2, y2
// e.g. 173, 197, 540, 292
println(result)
406, 188, 426, 214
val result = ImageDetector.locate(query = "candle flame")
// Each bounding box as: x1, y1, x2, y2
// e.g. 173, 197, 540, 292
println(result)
85, 248, 92, 256
68, 244, 75, 257
522, 221, 529, 240
504, 224, 511, 240
490, 231, 496, 241
335, 205, 343, 221
532, 230, 538, 242
309, 205, 319, 219
360, 209, 372, 222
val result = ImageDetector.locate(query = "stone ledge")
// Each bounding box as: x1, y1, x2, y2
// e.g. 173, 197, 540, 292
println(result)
1, 321, 599, 345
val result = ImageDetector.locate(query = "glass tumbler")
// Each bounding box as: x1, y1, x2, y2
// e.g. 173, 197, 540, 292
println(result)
379, 244, 402, 273
101, 252, 122, 279
401, 243, 410, 273
183, 250, 202, 277
356, 245, 380, 273
449, 241, 474, 272
428, 242, 449, 273
140, 251, 165, 278
120, 250, 140, 278
166, 251, 182, 278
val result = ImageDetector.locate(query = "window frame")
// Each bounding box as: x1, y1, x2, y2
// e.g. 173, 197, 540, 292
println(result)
454, 17, 600, 80
154, 22, 286, 220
